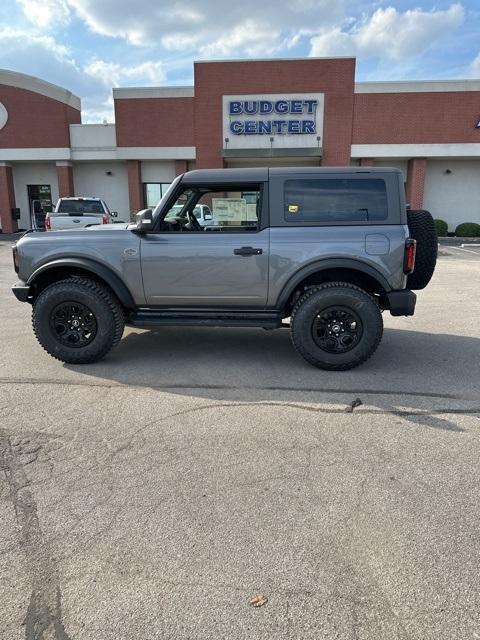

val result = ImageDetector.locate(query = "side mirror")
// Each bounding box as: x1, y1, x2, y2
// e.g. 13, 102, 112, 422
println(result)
111, 211, 118, 218
135, 208, 153, 232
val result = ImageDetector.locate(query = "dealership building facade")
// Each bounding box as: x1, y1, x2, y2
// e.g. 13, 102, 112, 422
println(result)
1, 57, 480, 233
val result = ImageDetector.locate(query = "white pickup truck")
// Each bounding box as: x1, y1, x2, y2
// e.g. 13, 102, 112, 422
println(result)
45, 197, 117, 231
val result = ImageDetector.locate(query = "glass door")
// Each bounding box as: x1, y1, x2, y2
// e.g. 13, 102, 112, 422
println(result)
27, 185, 52, 229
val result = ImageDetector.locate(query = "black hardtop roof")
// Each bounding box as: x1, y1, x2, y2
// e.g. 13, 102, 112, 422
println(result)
181, 167, 402, 183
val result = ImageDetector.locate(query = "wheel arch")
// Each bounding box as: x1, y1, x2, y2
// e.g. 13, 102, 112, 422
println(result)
27, 258, 136, 310
276, 259, 391, 314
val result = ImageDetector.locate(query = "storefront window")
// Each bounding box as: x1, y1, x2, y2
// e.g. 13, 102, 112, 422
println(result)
143, 183, 171, 209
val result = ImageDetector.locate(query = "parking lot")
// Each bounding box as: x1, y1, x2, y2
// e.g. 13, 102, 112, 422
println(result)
0, 239, 479, 639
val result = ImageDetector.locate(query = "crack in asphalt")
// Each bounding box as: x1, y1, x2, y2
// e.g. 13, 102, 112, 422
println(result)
0, 431, 72, 640
0, 376, 470, 400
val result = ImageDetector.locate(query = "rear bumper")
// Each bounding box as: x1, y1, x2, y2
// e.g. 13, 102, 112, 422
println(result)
383, 289, 417, 316
12, 281, 31, 302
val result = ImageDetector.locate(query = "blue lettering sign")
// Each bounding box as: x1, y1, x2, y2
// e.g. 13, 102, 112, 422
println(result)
301, 120, 316, 133
258, 120, 272, 134
244, 121, 257, 134
230, 121, 243, 134
290, 100, 302, 114
275, 100, 289, 114
259, 100, 273, 114
303, 100, 318, 114
229, 101, 243, 115
288, 120, 301, 134
244, 101, 258, 115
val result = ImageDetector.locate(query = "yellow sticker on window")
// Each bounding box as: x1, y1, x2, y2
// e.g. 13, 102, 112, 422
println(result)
288, 204, 299, 214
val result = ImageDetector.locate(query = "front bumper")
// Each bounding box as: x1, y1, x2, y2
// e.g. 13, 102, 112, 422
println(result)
383, 289, 417, 316
12, 281, 32, 302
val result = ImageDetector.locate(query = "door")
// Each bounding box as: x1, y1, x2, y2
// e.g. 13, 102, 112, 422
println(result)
141, 183, 269, 307
28, 185, 52, 229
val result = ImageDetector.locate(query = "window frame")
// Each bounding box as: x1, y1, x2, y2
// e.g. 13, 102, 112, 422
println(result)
269, 172, 400, 227
150, 181, 269, 234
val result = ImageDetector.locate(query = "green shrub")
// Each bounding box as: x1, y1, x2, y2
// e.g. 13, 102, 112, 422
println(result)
434, 219, 448, 237
455, 222, 480, 237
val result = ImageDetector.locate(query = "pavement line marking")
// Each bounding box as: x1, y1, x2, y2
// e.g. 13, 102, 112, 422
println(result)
452, 246, 480, 255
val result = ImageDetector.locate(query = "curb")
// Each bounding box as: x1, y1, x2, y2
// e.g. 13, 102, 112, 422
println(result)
437, 237, 480, 245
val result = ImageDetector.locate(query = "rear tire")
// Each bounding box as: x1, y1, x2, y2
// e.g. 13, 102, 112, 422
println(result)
406, 209, 437, 290
32, 277, 125, 364
290, 283, 383, 371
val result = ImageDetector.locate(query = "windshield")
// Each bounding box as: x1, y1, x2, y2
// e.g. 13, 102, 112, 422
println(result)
56, 200, 104, 214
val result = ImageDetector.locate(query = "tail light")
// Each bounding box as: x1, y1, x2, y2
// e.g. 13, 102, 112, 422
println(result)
44, 214, 51, 230
403, 238, 416, 274
102, 214, 109, 224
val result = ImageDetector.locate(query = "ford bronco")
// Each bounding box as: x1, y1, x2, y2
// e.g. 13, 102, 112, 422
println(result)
11, 167, 437, 370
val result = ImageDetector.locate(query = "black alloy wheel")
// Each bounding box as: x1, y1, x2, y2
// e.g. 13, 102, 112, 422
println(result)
312, 306, 363, 354
49, 301, 98, 347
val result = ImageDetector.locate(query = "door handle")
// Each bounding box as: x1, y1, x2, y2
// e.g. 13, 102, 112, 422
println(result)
233, 246, 263, 256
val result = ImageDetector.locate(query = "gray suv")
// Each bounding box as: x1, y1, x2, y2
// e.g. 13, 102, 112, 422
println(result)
11, 167, 437, 370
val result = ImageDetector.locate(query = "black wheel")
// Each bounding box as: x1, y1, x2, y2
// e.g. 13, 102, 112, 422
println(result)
32, 278, 125, 364
290, 283, 383, 371
406, 209, 437, 290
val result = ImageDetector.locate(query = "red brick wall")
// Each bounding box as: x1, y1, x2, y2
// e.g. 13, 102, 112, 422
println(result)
0, 85, 80, 148
115, 97, 194, 147
193, 58, 356, 168
353, 92, 480, 144
127, 160, 142, 215
406, 158, 427, 209
56, 164, 74, 197
0, 165, 18, 233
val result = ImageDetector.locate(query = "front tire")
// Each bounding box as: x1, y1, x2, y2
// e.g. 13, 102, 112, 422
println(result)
32, 278, 125, 364
290, 283, 383, 371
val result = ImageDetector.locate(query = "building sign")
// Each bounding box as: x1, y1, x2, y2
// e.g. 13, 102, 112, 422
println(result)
223, 93, 324, 151
0, 102, 8, 130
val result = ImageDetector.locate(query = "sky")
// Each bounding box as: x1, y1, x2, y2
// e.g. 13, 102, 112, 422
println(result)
0, 0, 479, 123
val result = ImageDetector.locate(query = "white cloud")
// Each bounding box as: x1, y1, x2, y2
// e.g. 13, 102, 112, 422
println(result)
84, 59, 165, 87
470, 53, 480, 77
17, 0, 70, 28
310, 4, 464, 60
13, 0, 344, 53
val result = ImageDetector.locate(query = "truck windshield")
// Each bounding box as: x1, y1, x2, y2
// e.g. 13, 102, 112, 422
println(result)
56, 200, 104, 214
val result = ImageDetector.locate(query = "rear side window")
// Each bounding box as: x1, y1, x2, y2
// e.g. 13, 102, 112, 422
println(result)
284, 178, 388, 223
57, 200, 104, 214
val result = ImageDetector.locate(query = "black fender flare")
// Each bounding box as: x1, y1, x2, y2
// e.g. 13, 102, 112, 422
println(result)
27, 258, 136, 309
275, 258, 392, 310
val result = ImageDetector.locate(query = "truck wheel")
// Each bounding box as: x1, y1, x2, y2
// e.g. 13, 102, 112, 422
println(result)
290, 283, 383, 371
406, 209, 438, 290
32, 278, 125, 364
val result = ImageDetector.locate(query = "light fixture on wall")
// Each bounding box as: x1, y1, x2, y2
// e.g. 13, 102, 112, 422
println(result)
106, 170, 113, 176
444, 169, 452, 175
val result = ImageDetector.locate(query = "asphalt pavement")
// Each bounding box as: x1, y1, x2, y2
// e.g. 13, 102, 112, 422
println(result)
0, 239, 479, 639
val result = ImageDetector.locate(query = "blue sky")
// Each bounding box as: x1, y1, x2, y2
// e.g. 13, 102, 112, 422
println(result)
0, 0, 479, 122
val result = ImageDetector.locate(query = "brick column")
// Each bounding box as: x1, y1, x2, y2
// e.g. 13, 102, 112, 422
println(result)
175, 160, 188, 176
127, 160, 142, 217
0, 163, 18, 234
406, 158, 427, 209
56, 161, 74, 197
359, 158, 375, 166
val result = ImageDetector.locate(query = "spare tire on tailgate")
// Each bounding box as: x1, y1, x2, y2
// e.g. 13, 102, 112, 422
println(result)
406, 209, 438, 290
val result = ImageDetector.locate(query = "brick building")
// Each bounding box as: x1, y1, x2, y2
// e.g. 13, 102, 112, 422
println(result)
1, 58, 480, 233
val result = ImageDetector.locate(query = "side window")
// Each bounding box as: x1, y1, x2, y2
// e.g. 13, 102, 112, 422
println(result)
284, 178, 388, 223
160, 185, 262, 232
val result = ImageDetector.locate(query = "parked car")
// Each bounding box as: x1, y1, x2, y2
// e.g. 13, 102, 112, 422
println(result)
45, 197, 117, 231
12, 167, 437, 370
166, 203, 213, 227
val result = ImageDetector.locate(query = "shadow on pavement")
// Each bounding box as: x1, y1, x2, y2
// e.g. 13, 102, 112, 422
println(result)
64, 326, 480, 434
